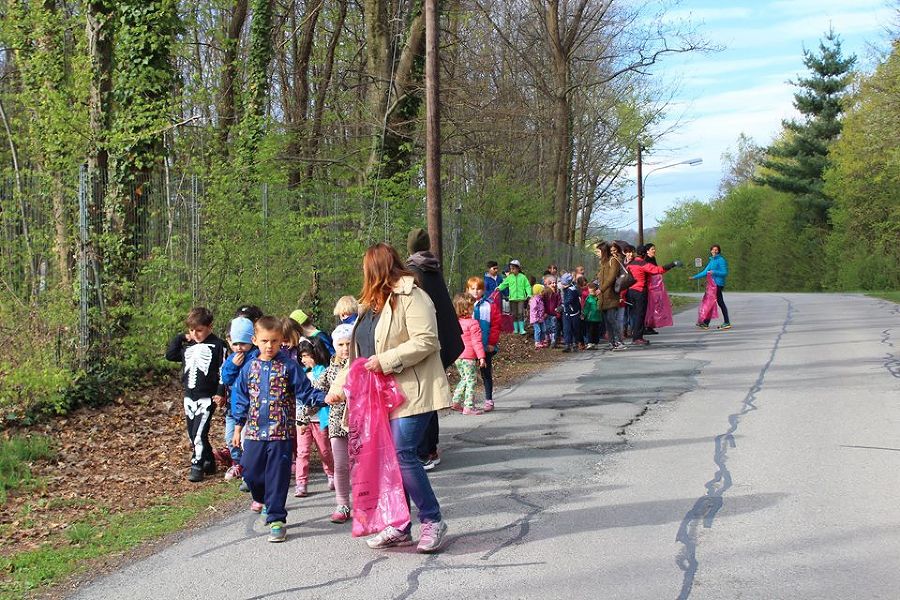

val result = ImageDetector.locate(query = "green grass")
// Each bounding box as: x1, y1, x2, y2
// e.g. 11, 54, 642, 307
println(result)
866, 291, 900, 304
0, 436, 56, 504
0, 482, 243, 599
669, 293, 697, 313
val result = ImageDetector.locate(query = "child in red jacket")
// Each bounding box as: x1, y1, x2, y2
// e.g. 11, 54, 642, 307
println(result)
467, 276, 501, 412
450, 293, 487, 415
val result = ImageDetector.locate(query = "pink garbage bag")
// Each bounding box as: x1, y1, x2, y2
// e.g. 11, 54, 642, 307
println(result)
697, 272, 719, 323
645, 274, 673, 328
344, 357, 409, 537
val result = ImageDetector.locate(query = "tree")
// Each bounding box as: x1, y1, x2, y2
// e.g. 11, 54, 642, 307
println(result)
757, 30, 856, 226
718, 133, 764, 197
824, 41, 900, 290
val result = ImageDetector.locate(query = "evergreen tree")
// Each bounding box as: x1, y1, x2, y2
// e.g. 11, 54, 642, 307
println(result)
756, 30, 856, 226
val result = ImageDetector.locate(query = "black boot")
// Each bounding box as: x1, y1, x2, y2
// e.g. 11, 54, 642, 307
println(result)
188, 465, 204, 482
202, 459, 217, 475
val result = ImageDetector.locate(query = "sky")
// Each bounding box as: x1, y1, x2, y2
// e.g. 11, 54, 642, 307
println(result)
608, 0, 896, 230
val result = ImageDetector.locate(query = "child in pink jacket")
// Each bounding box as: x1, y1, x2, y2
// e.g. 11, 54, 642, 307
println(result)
450, 293, 487, 415
529, 283, 547, 348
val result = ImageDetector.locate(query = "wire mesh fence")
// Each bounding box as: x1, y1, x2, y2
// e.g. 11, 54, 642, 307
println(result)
1, 167, 598, 371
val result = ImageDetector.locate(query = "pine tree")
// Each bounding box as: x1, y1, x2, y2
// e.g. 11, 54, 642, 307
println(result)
757, 30, 856, 227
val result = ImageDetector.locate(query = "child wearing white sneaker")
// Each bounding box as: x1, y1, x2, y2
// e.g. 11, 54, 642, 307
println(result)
316, 323, 354, 524
450, 293, 486, 415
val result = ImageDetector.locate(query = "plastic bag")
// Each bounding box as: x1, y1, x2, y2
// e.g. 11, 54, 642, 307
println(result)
344, 357, 409, 537
697, 272, 719, 323
644, 274, 673, 328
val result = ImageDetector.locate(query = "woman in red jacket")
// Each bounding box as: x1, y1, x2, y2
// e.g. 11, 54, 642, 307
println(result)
626, 245, 679, 346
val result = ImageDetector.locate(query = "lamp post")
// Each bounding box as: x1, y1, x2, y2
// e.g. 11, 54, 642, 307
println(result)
636, 147, 702, 245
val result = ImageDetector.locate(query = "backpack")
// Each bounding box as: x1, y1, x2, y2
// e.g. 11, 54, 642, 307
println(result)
614, 259, 637, 293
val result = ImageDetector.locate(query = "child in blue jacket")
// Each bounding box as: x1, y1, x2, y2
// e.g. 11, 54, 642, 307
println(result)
232, 316, 326, 542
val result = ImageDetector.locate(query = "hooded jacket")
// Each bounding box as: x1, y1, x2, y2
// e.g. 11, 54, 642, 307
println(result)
407, 251, 465, 369
498, 272, 532, 301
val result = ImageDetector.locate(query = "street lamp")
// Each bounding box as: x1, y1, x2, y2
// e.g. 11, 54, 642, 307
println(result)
636, 146, 702, 245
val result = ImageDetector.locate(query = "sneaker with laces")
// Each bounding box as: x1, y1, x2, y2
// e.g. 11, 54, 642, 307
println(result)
417, 520, 448, 553
462, 406, 483, 416
224, 464, 243, 481
696, 322, 709, 330
421, 456, 436, 471
483, 400, 494, 412
294, 484, 308, 498
330, 505, 351, 523
366, 526, 413, 549
717, 323, 732, 330
250, 501, 264, 513
268, 521, 286, 543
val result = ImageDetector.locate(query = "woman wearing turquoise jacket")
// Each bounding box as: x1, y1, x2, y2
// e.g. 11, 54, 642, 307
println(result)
691, 244, 731, 330
498, 260, 532, 335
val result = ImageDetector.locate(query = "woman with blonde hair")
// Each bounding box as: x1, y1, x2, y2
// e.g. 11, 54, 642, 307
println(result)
325, 243, 451, 553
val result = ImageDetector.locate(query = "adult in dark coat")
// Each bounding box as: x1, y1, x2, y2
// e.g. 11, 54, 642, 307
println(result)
406, 228, 464, 468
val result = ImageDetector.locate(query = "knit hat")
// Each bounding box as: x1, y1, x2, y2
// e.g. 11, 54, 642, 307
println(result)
229, 317, 254, 344
560, 273, 574, 287
332, 323, 353, 343
289, 309, 309, 325
407, 228, 431, 254
532, 283, 544, 295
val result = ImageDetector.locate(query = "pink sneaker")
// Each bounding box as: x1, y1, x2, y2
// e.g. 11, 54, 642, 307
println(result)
250, 501, 264, 513
462, 406, 483, 416
224, 464, 243, 481
294, 484, 308, 497
449, 403, 463, 412
483, 400, 494, 412
330, 505, 351, 523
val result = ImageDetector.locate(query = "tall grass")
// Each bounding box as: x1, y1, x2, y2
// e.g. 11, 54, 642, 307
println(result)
0, 435, 56, 503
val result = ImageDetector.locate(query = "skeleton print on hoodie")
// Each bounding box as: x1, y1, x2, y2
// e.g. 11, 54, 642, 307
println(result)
165, 334, 228, 400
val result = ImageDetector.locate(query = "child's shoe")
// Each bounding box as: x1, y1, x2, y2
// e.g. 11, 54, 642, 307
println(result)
202, 459, 217, 475
250, 501, 264, 513
717, 323, 732, 330
294, 484, 308, 498
239, 479, 250, 492
330, 505, 351, 524
328, 476, 336, 491
562, 345, 572, 353
534, 342, 542, 349
224, 464, 243, 481
268, 521, 286, 543
187, 465, 204, 483
462, 406, 483, 416
483, 400, 494, 412
449, 402, 463, 412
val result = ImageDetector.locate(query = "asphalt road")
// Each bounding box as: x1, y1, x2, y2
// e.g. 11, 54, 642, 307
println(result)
71, 293, 900, 600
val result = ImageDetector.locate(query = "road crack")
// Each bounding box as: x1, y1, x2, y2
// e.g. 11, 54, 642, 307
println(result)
674, 298, 794, 600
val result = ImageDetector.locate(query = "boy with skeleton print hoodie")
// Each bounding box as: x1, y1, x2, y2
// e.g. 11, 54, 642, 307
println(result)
165, 306, 228, 482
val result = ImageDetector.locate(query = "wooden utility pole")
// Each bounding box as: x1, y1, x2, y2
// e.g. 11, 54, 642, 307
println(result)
424, 0, 443, 264
636, 144, 644, 246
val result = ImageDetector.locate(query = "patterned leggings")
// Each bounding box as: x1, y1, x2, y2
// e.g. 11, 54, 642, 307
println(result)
452, 358, 479, 407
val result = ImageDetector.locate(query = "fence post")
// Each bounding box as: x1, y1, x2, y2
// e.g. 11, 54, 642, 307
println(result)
77, 165, 90, 369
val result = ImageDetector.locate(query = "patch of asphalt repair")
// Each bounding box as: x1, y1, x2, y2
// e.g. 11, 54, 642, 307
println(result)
674, 298, 794, 600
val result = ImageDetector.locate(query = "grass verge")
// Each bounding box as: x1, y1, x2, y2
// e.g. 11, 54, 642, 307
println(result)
0, 482, 243, 599
866, 291, 900, 304
0, 436, 56, 504
669, 293, 697, 313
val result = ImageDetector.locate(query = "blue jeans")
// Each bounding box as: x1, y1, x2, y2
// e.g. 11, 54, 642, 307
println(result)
533, 321, 545, 343
224, 413, 242, 462
391, 412, 442, 530
544, 315, 558, 344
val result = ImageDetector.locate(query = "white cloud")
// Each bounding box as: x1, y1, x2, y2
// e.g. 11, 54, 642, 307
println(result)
715, 9, 893, 49
666, 7, 755, 23
767, 0, 885, 16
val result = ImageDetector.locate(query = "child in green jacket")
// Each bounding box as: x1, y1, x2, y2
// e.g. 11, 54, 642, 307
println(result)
497, 260, 532, 335
583, 282, 604, 349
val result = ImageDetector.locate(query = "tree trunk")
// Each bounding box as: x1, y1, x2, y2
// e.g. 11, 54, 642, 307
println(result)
86, 0, 112, 183
424, 0, 442, 263
286, 0, 323, 188
218, 0, 248, 152
306, 0, 348, 180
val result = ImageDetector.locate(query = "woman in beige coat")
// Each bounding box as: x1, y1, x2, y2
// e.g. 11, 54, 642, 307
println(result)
325, 243, 451, 553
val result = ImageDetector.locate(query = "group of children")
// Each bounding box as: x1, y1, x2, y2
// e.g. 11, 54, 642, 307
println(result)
166, 297, 360, 543
164, 248, 681, 544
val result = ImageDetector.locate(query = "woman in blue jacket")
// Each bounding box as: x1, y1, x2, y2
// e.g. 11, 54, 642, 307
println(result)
691, 244, 731, 330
